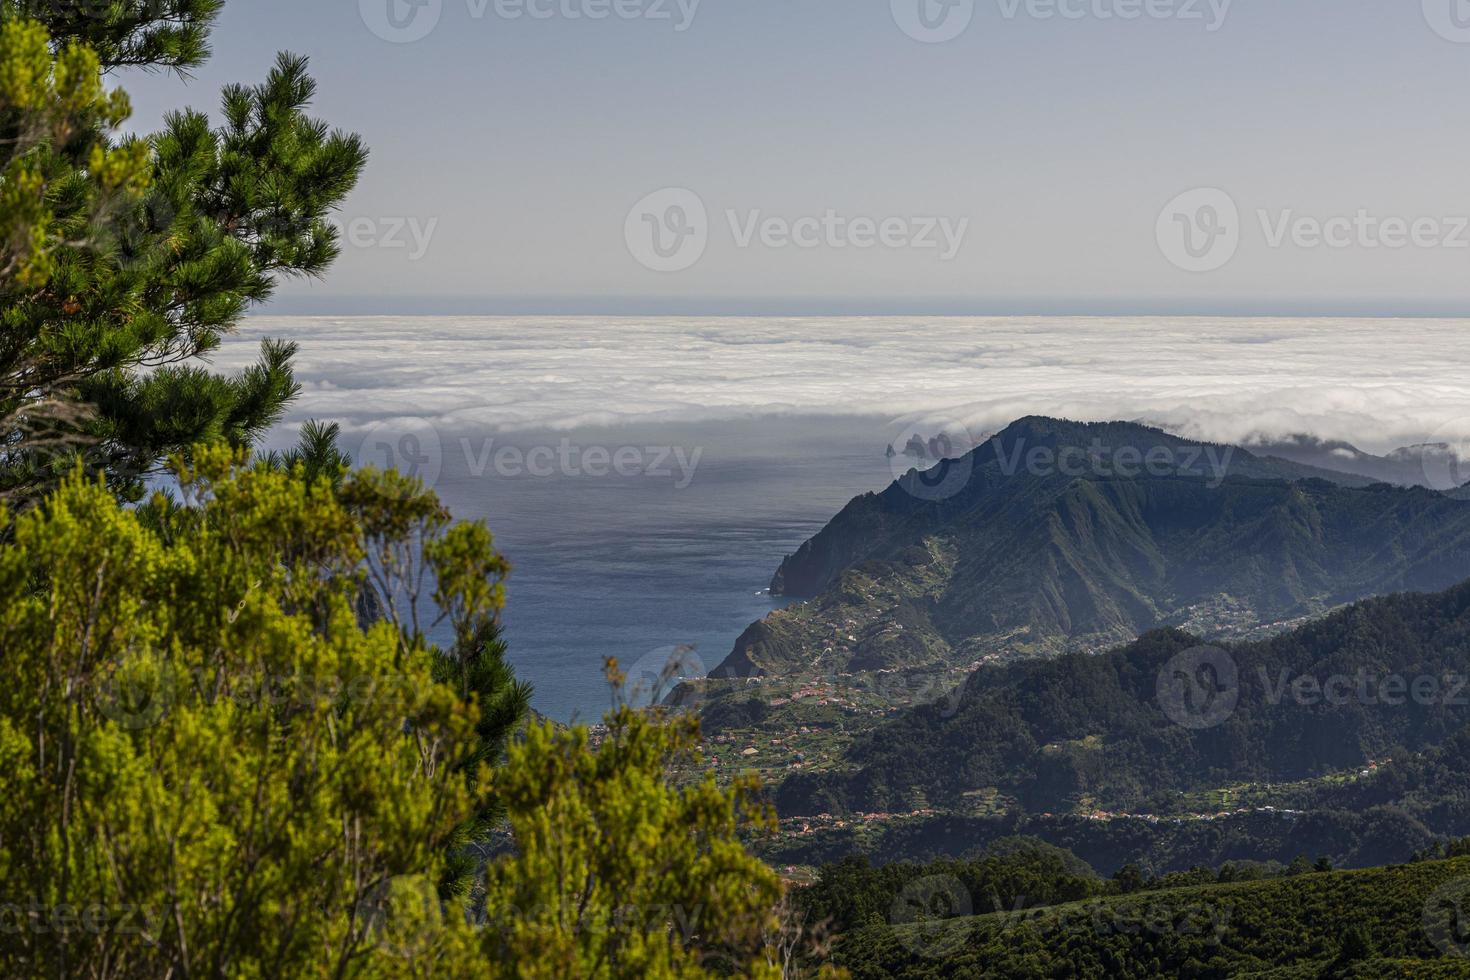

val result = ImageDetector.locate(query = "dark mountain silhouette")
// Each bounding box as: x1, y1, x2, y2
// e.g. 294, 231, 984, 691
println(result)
712, 418, 1470, 678
1245, 432, 1467, 490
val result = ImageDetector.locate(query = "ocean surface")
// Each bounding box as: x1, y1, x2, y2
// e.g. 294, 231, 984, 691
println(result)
422, 418, 892, 722
214, 316, 1470, 721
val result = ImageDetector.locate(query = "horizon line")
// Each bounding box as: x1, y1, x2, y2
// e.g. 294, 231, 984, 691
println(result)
249, 300, 1470, 319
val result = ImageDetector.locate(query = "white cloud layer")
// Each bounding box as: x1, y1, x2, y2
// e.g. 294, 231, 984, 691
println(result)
217, 316, 1470, 454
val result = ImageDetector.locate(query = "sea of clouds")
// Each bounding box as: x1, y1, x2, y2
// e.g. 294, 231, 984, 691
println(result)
215, 316, 1470, 455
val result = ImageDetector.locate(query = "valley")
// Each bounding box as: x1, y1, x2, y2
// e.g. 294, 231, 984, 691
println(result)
680, 418, 1470, 880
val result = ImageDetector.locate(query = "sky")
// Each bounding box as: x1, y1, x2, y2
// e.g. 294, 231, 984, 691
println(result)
117, 1, 1470, 315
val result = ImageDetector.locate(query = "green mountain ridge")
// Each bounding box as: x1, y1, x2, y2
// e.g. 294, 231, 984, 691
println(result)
712, 418, 1470, 679
775, 579, 1470, 822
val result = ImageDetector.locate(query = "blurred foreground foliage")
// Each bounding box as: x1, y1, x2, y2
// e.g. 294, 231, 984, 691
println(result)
0, 451, 807, 978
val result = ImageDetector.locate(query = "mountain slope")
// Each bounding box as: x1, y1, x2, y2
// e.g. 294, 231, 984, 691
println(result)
1246, 432, 1467, 489
776, 579, 1470, 818
713, 418, 1470, 678
830, 854, 1470, 979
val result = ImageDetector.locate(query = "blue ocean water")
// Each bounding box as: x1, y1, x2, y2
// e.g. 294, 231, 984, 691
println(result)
422, 417, 892, 722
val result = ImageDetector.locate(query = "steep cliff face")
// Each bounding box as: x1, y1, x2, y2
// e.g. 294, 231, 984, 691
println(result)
714, 418, 1470, 679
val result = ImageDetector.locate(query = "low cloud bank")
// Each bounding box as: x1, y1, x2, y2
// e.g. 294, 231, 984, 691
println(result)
219, 316, 1470, 456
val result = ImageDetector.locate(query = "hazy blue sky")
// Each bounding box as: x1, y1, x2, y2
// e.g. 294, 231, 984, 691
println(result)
118, 1, 1470, 315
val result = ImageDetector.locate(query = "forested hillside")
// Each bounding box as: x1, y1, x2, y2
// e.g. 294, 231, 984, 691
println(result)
823, 851, 1470, 978
777, 580, 1470, 820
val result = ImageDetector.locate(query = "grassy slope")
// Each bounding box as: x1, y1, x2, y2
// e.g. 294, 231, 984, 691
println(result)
833, 856, 1470, 979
